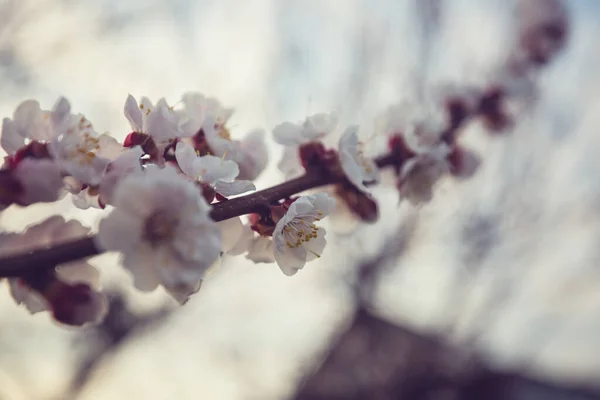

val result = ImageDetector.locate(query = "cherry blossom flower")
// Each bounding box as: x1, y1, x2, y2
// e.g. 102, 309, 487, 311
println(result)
1, 97, 70, 155
97, 146, 144, 205
0, 216, 107, 326
49, 114, 122, 186
95, 165, 222, 304
175, 141, 255, 197
227, 224, 276, 263
125, 94, 184, 141
123, 95, 187, 165
379, 102, 447, 149
338, 126, 379, 193
273, 113, 338, 146
272, 192, 336, 276
177, 92, 269, 180
11, 158, 64, 205
233, 129, 269, 181
178, 92, 234, 138
273, 113, 337, 179
398, 144, 451, 205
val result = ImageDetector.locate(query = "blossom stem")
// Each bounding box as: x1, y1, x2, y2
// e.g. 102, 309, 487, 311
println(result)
0, 152, 400, 277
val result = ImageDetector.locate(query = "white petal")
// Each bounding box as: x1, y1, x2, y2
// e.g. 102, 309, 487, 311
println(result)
122, 244, 162, 292
303, 227, 327, 262
217, 217, 243, 253
236, 129, 269, 180
273, 122, 303, 146
214, 180, 255, 197
246, 236, 275, 263
50, 97, 71, 130
304, 113, 337, 139
8, 279, 48, 314
146, 104, 180, 141
96, 134, 124, 160
309, 192, 337, 216
175, 141, 199, 177
194, 155, 239, 184
1, 118, 25, 154
124, 94, 143, 132
13, 159, 64, 205
56, 262, 101, 289
95, 210, 143, 252
340, 149, 369, 192
277, 146, 303, 179
274, 245, 307, 276
227, 224, 255, 256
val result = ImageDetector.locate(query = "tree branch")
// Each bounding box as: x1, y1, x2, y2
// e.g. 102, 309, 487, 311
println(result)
0, 153, 399, 278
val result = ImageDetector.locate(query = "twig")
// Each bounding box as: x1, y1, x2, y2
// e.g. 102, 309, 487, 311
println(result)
0, 153, 398, 277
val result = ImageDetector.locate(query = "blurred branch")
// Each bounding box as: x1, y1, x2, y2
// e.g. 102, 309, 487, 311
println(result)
294, 308, 600, 400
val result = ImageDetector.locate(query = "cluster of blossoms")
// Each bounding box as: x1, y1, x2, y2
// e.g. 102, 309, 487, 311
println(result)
0, 0, 568, 327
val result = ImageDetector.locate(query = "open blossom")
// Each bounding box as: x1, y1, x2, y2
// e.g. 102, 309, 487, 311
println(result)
1, 97, 70, 155
338, 126, 379, 193
232, 129, 269, 181
0, 216, 107, 326
273, 113, 338, 146
272, 193, 336, 276
95, 165, 221, 304
379, 102, 447, 149
178, 92, 234, 137
67, 145, 144, 210
227, 224, 276, 263
273, 113, 337, 178
177, 92, 269, 180
11, 158, 64, 205
124, 94, 187, 163
175, 141, 254, 197
49, 113, 122, 186
398, 144, 451, 205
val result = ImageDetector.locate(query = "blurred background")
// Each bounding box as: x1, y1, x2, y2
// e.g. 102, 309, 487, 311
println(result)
0, 0, 599, 398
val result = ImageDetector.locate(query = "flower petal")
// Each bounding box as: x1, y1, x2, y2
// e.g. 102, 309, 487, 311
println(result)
1, 118, 25, 154
175, 141, 199, 178
273, 122, 303, 146
95, 210, 143, 252
124, 94, 143, 132
246, 236, 275, 263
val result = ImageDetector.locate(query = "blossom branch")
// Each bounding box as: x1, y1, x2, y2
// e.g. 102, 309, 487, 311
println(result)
0, 153, 400, 278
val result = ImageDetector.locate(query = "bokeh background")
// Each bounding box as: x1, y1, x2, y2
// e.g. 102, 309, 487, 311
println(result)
0, 0, 599, 398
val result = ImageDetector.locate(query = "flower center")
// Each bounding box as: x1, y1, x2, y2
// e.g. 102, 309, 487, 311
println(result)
217, 125, 232, 141
356, 144, 374, 174
143, 210, 179, 247
282, 208, 325, 251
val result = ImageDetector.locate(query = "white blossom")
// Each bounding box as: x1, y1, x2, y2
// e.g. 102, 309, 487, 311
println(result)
49, 114, 122, 186
277, 146, 304, 180
175, 141, 255, 197
178, 92, 234, 137
272, 192, 336, 276
176, 92, 269, 179
0, 216, 107, 325
235, 129, 269, 181
12, 158, 64, 205
226, 224, 276, 263
124, 94, 187, 146
379, 102, 446, 150
1, 97, 70, 154
272, 113, 338, 146
398, 144, 451, 205
98, 146, 144, 206
338, 126, 379, 193
95, 165, 222, 304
